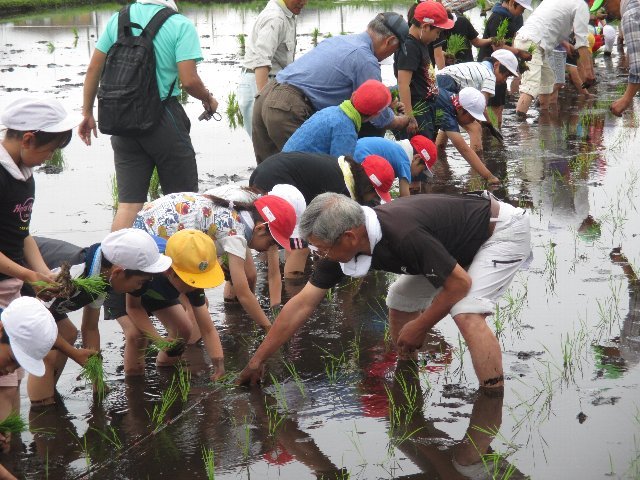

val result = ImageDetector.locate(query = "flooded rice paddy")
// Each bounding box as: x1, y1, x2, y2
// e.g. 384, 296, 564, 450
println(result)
1, 3, 640, 479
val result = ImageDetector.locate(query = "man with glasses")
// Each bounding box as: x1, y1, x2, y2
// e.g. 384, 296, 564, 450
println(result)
252, 12, 412, 163
238, 192, 531, 391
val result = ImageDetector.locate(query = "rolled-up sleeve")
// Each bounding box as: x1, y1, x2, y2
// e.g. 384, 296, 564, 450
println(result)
622, 6, 640, 83
572, 2, 590, 49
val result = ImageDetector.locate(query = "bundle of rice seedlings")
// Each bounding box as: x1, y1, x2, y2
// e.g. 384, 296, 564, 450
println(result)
445, 34, 468, 58
0, 412, 27, 435
72, 275, 110, 300
147, 335, 184, 357
80, 354, 107, 401
494, 18, 510, 44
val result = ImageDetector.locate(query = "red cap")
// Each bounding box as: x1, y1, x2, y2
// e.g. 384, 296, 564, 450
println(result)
414, 2, 455, 29
409, 135, 438, 177
362, 155, 394, 203
254, 195, 297, 251
351, 80, 392, 116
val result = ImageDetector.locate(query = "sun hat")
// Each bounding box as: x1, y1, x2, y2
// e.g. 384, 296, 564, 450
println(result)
165, 229, 224, 289
491, 49, 520, 77
590, 0, 604, 12
254, 195, 297, 251
102, 228, 172, 273
409, 135, 438, 177
268, 184, 306, 239
362, 155, 395, 203
514, 0, 533, 11
0, 97, 82, 133
414, 2, 455, 29
1, 297, 57, 377
380, 12, 409, 55
457, 87, 487, 122
351, 80, 392, 116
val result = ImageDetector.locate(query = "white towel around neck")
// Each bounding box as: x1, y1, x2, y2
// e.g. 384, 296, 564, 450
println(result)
340, 206, 382, 278
137, 0, 179, 12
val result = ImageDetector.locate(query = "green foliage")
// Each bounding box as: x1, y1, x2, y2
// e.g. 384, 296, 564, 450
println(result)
495, 18, 510, 43
147, 335, 183, 355
110, 174, 119, 212
80, 354, 106, 401
46, 41, 55, 53
0, 412, 27, 434
226, 92, 243, 129
237, 33, 246, 55
176, 363, 191, 403
202, 446, 215, 480
44, 148, 65, 170
445, 34, 468, 58
148, 167, 162, 201
312, 27, 320, 47
72, 275, 109, 299
148, 377, 179, 429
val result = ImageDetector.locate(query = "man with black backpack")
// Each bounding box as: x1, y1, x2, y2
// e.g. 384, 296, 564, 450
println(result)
78, 0, 218, 231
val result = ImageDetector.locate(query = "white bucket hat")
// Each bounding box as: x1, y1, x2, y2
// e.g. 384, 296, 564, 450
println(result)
268, 184, 306, 239
458, 87, 487, 122
491, 49, 520, 77
1, 97, 82, 132
515, 0, 533, 11
1, 297, 58, 377
102, 228, 172, 273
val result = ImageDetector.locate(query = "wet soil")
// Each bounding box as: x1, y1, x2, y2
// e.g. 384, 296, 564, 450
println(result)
1, 4, 640, 479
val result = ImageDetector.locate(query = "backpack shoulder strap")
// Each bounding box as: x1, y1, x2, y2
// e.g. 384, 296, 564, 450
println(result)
142, 7, 178, 41
117, 5, 137, 39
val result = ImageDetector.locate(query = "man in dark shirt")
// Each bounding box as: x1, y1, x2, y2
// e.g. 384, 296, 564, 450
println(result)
238, 192, 531, 390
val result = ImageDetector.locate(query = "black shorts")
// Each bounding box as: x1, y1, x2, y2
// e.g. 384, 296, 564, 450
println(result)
111, 97, 198, 204
102, 292, 179, 320
488, 83, 507, 107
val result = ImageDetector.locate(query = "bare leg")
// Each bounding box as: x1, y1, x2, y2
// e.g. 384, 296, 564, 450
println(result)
154, 304, 193, 366
453, 313, 503, 388
284, 248, 309, 279
436, 130, 448, 149
538, 93, 551, 110
389, 308, 421, 359
516, 92, 534, 115
465, 121, 483, 153
111, 202, 144, 231
116, 315, 148, 376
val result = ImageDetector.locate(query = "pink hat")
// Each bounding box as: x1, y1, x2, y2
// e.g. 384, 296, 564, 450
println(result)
409, 135, 438, 177
362, 155, 394, 203
254, 195, 297, 251
414, 2, 455, 29
351, 80, 392, 116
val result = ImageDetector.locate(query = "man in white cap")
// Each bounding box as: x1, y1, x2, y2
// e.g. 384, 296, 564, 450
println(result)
22, 228, 171, 406
422, 87, 500, 185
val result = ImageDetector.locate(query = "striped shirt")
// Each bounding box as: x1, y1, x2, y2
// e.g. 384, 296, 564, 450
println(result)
621, 0, 640, 84
437, 61, 496, 96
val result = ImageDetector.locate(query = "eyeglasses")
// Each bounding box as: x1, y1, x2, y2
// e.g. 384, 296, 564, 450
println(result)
309, 233, 344, 260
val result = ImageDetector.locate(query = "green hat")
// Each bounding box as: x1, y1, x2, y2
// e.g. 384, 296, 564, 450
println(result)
590, 0, 605, 13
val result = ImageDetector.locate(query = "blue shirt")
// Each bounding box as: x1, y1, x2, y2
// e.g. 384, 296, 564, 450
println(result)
354, 137, 412, 182
276, 32, 394, 129
282, 106, 357, 157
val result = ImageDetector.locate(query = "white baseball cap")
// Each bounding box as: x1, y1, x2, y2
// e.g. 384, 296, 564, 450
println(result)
268, 184, 306, 239
458, 87, 487, 122
101, 228, 172, 273
515, 0, 533, 11
1, 97, 82, 132
491, 49, 520, 77
397, 139, 414, 162
1, 297, 58, 377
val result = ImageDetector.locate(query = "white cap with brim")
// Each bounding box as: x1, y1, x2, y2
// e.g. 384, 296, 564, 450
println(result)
458, 87, 487, 122
1, 97, 82, 132
268, 184, 307, 239
491, 49, 520, 77
515, 0, 533, 11
1, 297, 57, 377
101, 228, 172, 273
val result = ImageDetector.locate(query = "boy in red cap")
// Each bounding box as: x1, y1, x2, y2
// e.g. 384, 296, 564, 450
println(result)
394, 1, 454, 138
282, 79, 391, 158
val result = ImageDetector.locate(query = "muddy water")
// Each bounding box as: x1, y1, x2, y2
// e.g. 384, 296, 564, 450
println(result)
1, 4, 640, 479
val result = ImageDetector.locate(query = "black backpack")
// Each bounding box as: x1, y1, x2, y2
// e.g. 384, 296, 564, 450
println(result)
97, 5, 177, 136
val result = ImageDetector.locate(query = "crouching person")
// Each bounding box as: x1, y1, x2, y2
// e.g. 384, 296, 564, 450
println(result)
238, 192, 531, 390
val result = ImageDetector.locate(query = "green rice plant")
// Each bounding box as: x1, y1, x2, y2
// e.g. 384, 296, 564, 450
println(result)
148, 167, 161, 201
283, 360, 306, 398
47, 41, 55, 53
69, 430, 91, 469
110, 174, 119, 212
73, 275, 110, 299
226, 92, 243, 129
176, 363, 191, 403
408, 99, 430, 118
265, 397, 286, 437
202, 445, 215, 480
325, 287, 334, 301
494, 18, 510, 44
324, 32, 333, 39
486, 107, 499, 128
569, 152, 597, 177
445, 34, 468, 58
237, 33, 246, 55
241, 417, 251, 460
80, 354, 106, 401
148, 377, 180, 429
527, 43, 536, 54
543, 240, 557, 293
0, 412, 27, 435
72, 26, 79, 48
90, 425, 123, 450
44, 148, 65, 171
146, 335, 183, 355
312, 27, 320, 47
477, 0, 486, 11
269, 374, 289, 412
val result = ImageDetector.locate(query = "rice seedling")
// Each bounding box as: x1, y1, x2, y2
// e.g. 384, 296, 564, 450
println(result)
323, 351, 347, 385
72, 275, 110, 299
175, 363, 191, 403
486, 107, 499, 128
269, 374, 289, 412
348, 329, 362, 367
237, 33, 246, 55
325, 287, 334, 301
408, 99, 430, 118
494, 18, 510, 45
148, 377, 180, 429
0, 412, 27, 435
283, 360, 306, 398
146, 335, 183, 355
226, 92, 243, 129
312, 27, 320, 47
543, 240, 557, 294
477, 0, 486, 12
47, 41, 55, 53
265, 396, 286, 437
80, 354, 107, 401
445, 34, 468, 58
69, 430, 91, 469
569, 152, 597, 177
527, 43, 536, 54
90, 425, 123, 450
202, 445, 215, 480
110, 174, 119, 212
72, 26, 79, 48
324, 32, 333, 39
148, 167, 162, 201
43, 148, 65, 171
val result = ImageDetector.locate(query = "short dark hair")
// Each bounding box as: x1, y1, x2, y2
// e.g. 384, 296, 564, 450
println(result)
485, 57, 513, 76
5, 129, 72, 149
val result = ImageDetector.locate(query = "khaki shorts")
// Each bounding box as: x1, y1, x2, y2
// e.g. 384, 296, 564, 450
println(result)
514, 37, 556, 97
386, 201, 531, 316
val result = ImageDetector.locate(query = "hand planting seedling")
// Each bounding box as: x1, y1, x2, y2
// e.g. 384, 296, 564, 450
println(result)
147, 335, 186, 357
80, 354, 107, 401
30, 262, 109, 300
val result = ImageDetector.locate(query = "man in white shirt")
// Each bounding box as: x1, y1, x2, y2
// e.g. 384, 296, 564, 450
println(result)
238, 0, 307, 138
514, 0, 595, 116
